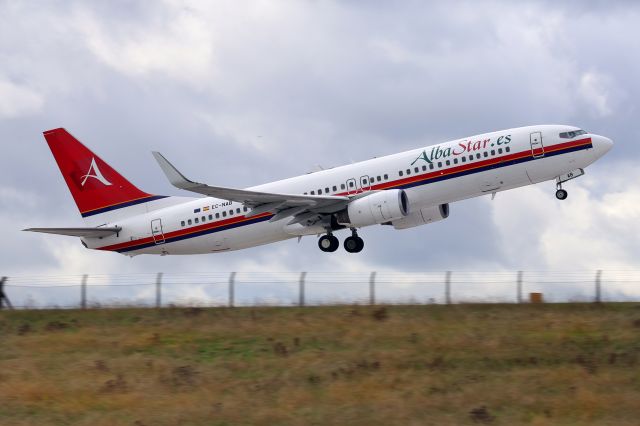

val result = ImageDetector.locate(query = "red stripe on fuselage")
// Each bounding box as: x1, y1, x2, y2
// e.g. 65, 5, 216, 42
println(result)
97, 212, 273, 252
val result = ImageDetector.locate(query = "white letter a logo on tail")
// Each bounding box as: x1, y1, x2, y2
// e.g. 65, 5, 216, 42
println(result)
81, 157, 112, 186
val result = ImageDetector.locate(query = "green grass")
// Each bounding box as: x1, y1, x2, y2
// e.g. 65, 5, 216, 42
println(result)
1, 303, 640, 425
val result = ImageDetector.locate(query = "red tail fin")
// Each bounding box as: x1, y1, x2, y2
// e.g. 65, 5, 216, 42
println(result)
44, 128, 164, 218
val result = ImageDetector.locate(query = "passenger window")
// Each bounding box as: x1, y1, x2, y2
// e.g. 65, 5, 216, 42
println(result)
453, 158, 458, 164
208, 214, 212, 220
446, 160, 450, 166
498, 148, 503, 154
483, 152, 488, 158
469, 155, 473, 161
243, 207, 248, 212
399, 171, 403, 176
195, 218, 199, 224
318, 189, 322, 194
462, 157, 466, 163
216, 213, 220, 219
377, 176, 381, 182
325, 187, 329, 193
476, 153, 481, 159
491, 150, 495, 156
422, 166, 427, 171
222, 211, 227, 217
310, 190, 315, 195
303, 192, 307, 195
341, 184, 346, 190
429, 164, 434, 170
333, 185, 337, 191
414, 167, 419, 173
229, 210, 233, 216
506, 146, 511, 152
406, 169, 411, 175
235, 208, 240, 214
202, 216, 206, 222
349, 181, 354, 187
384, 174, 388, 180
181, 221, 185, 227
188, 219, 192, 225
438, 162, 442, 168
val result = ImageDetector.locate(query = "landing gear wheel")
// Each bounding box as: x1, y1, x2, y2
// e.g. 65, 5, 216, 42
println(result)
555, 189, 568, 200
318, 234, 339, 252
344, 229, 364, 253
344, 236, 360, 253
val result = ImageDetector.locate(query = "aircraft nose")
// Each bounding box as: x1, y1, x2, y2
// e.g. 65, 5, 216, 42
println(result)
593, 135, 613, 158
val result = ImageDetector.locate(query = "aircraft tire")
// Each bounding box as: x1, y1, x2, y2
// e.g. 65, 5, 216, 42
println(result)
344, 236, 364, 253
555, 189, 568, 200
319, 235, 339, 252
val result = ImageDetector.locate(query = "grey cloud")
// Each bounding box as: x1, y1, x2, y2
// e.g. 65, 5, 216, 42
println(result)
0, 0, 638, 288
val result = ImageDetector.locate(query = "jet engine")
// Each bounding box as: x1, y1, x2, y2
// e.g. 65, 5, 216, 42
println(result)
389, 204, 449, 230
335, 189, 409, 227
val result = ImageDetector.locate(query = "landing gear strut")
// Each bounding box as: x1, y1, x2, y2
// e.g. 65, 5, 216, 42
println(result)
318, 233, 339, 252
554, 169, 584, 201
343, 229, 364, 253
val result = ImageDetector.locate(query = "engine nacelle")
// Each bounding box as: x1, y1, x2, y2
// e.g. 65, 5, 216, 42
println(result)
390, 204, 449, 230
336, 189, 409, 227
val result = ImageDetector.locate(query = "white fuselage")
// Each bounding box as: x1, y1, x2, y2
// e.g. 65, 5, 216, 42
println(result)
85, 125, 612, 255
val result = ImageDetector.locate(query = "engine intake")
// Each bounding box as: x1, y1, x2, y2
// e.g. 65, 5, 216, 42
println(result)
336, 189, 409, 227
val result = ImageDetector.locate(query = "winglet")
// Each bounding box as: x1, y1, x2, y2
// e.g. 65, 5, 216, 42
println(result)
152, 151, 198, 190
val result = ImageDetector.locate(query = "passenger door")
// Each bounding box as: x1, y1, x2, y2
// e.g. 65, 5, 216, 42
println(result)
530, 132, 545, 158
150, 219, 165, 244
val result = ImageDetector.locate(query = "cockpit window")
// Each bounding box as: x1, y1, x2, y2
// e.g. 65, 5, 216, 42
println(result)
559, 129, 587, 139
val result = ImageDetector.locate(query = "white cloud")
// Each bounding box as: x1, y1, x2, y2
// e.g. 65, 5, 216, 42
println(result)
578, 71, 615, 117
0, 77, 43, 118
1, 0, 640, 307
73, 5, 216, 87
491, 163, 640, 270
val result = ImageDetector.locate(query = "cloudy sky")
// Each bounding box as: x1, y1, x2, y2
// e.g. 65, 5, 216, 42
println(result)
1, 1, 639, 304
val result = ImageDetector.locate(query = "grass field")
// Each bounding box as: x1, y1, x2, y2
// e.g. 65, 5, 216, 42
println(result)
1, 303, 640, 425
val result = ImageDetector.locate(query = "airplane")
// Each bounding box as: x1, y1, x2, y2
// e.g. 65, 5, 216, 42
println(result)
24, 125, 612, 255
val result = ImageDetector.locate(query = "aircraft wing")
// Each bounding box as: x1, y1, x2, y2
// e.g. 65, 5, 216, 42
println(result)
23, 227, 122, 238
153, 152, 350, 223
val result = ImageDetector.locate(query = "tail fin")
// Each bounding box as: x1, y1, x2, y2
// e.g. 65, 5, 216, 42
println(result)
44, 128, 165, 218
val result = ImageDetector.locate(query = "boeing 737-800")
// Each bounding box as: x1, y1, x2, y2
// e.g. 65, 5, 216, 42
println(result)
25, 125, 612, 255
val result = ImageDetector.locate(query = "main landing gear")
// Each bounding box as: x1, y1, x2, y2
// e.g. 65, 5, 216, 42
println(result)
318, 229, 364, 253
344, 229, 364, 253
318, 233, 340, 252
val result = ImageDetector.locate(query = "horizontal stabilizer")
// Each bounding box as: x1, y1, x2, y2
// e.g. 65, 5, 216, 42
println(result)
23, 227, 121, 238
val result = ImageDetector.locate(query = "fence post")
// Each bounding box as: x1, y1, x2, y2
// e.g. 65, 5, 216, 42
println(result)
369, 272, 376, 305
155, 272, 163, 308
229, 272, 236, 308
80, 274, 87, 309
0, 277, 12, 310
517, 271, 523, 304
595, 270, 602, 303
445, 271, 452, 304
299, 272, 306, 307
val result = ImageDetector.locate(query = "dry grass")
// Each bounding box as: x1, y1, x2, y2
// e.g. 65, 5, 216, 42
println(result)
1, 303, 640, 425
